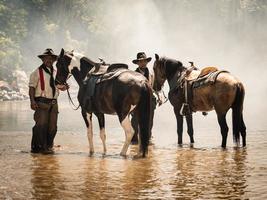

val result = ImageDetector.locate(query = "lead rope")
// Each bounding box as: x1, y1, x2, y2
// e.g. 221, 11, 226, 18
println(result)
66, 86, 80, 110
64, 74, 80, 110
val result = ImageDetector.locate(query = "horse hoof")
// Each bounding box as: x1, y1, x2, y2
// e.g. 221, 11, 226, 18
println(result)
102, 153, 107, 158
190, 143, 194, 148
120, 152, 127, 157
221, 146, 227, 150
89, 151, 94, 156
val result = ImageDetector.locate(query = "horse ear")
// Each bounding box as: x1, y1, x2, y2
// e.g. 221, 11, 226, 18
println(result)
155, 54, 159, 60
60, 48, 64, 57
71, 49, 74, 53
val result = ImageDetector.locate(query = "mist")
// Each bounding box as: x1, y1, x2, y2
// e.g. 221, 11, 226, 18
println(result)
13, 0, 267, 129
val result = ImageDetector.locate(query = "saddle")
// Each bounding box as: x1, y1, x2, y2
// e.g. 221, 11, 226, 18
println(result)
179, 66, 228, 116
88, 64, 109, 76
190, 69, 228, 89
185, 66, 218, 81
107, 63, 128, 72
82, 63, 129, 112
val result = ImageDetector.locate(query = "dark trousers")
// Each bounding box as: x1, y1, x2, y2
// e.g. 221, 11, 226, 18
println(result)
31, 102, 58, 152
131, 96, 157, 143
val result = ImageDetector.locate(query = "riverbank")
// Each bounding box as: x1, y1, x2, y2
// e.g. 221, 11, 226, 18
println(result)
0, 69, 29, 101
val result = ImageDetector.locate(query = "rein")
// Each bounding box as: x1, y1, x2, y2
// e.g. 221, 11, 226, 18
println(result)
56, 74, 81, 110
66, 86, 80, 110
154, 58, 169, 105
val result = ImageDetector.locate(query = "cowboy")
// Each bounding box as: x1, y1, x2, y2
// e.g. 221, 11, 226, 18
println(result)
29, 48, 67, 153
131, 52, 158, 144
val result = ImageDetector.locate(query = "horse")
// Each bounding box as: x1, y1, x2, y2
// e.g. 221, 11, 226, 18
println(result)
55, 49, 152, 157
153, 54, 246, 148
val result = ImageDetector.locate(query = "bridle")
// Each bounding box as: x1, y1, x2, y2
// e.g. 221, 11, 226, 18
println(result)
56, 66, 80, 110
154, 58, 169, 105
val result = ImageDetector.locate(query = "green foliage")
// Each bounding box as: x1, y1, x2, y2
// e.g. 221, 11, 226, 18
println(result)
0, 0, 266, 76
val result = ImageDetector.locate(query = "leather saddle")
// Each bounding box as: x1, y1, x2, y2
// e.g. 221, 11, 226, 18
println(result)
84, 63, 129, 96
179, 66, 228, 116
82, 63, 129, 112
186, 66, 219, 81
88, 63, 128, 76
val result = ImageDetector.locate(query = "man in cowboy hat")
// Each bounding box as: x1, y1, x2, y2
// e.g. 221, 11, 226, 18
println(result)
29, 48, 67, 153
131, 52, 157, 144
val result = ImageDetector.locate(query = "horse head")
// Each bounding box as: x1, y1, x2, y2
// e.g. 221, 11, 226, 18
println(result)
153, 54, 185, 91
55, 48, 73, 86
56, 48, 95, 87
153, 54, 167, 91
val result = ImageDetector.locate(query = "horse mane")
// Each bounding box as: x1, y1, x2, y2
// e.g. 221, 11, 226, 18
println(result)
160, 57, 185, 80
161, 57, 184, 68
65, 51, 97, 67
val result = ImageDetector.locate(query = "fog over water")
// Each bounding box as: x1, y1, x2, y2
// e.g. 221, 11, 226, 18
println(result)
22, 1, 267, 110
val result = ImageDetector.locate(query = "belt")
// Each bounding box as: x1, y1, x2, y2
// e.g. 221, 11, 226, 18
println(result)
35, 97, 57, 105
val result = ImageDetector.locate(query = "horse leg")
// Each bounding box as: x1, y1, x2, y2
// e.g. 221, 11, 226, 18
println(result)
217, 113, 229, 148
240, 113, 246, 147
82, 110, 94, 155
174, 107, 183, 145
186, 114, 194, 144
95, 112, 107, 154
119, 115, 134, 156
130, 112, 139, 144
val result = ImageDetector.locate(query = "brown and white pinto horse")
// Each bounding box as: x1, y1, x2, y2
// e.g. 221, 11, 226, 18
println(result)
55, 49, 152, 157
153, 54, 246, 148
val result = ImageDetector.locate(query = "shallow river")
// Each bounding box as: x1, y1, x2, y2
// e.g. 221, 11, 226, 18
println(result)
0, 100, 266, 199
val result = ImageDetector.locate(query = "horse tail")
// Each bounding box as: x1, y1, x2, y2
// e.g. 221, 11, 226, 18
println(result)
136, 82, 152, 157
232, 82, 245, 145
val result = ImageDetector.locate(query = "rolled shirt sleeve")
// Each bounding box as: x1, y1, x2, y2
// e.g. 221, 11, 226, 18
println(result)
29, 70, 39, 88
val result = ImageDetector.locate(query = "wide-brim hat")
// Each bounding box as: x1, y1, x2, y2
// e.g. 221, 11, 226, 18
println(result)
38, 48, 58, 60
132, 52, 152, 64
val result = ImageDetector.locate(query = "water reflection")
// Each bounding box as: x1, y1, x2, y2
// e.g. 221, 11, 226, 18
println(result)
27, 147, 250, 199
171, 149, 199, 199
31, 155, 64, 200
1, 102, 266, 199
121, 149, 158, 199
81, 157, 110, 199
209, 149, 248, 199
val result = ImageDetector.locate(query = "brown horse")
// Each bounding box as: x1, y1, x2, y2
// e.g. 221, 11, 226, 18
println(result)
153, 54, 246, 148
55, 49, 152, 157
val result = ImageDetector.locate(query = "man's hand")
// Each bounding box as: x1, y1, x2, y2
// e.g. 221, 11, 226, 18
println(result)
57, 84, 69, 91
30, 101, 38, 110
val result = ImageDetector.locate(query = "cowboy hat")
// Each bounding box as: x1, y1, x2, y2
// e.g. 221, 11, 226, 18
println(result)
38, 48, 58, 60
132, 52, 152, 64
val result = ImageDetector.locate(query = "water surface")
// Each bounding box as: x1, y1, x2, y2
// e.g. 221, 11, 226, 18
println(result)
0, 100, 266, 199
